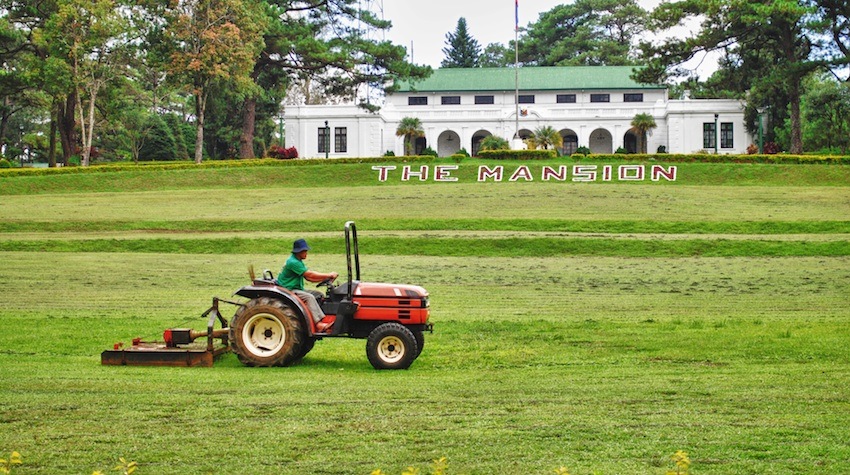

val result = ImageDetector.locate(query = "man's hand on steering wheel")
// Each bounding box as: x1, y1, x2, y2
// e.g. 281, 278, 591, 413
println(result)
317, 272, 339, 287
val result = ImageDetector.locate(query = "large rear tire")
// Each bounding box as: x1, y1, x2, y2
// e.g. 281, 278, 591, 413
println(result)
366, 323, 418, 370
229, 297, 303, 367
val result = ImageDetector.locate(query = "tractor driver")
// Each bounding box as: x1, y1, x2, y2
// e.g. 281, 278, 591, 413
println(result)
277, 239, 339, 325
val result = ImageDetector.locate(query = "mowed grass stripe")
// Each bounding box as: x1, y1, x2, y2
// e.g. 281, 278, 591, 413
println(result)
2, 236, 848, 257
2, 219, 848, 234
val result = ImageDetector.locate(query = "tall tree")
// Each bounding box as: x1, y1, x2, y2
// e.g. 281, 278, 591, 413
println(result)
441, 17, 481, 68
635, 0, 825, 154
42, 0, 130, 166
801, 75, 850, 153
520, 0, 646, 66
0, 0, 77, 165
236, 0, 430, 158
162, 0, 265, 163
479, 42, 513, 68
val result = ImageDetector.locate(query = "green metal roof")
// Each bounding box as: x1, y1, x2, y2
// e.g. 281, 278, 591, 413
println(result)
395, 66, 661, 92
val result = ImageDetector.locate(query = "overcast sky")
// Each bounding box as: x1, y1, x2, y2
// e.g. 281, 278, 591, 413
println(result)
379, 0, 716, 77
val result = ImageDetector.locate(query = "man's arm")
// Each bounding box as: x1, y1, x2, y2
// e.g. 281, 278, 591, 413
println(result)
303, 270, 339, 283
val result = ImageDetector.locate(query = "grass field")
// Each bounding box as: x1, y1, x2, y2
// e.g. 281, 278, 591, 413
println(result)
1, 158, 849, 474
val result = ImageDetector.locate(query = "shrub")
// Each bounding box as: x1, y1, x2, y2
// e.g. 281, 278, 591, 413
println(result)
573, 146, 591, 156
746, 144, 759, 155
615, 146, 628, 154
420, 146, 438, 157
455, 148, 470, 157
657, 145, 667, 154
477, 149, 557, 160
763, 142, 781, 154
268, 145, 298, 159
383, 150, 395, 157
0, 158, 13, 168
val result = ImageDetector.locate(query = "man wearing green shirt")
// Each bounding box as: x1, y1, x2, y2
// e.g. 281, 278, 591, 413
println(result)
277, 239, 338, 324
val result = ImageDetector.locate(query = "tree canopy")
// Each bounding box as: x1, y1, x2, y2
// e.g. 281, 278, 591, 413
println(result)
0, 0, 429, 165
519, 0, 647, 66
441, 17, 481, 68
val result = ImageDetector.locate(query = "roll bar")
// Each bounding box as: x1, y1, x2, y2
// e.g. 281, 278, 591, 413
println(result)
344, 221, 360, 300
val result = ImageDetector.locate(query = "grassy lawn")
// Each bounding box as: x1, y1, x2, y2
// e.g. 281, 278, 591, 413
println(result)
0, 159, 848, 474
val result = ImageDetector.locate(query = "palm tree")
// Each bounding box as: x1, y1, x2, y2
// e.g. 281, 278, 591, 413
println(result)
630, 113, 657, 154
478, 135, 510, 152
395, 117, 425, 156
526, 126, 563, 150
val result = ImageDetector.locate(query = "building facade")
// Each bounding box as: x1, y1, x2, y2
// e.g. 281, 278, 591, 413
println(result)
285, 66, 753, 158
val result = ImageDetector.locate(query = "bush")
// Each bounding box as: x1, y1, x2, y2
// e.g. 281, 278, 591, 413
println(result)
657, 145, 667, 154
420, 146, 438, 157
0, 158, 13, 168
615, 146, 628, 154
268, 145, 298, 159
763, 142, 781, 154
383, 150, 395, 157
455, 148, 470, 157
477, 149, 557, 160
573, 146, 591, 156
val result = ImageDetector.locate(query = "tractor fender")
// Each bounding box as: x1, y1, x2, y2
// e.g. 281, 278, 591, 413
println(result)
233, 285, 311, 327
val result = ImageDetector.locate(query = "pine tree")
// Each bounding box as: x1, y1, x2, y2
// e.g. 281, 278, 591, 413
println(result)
441, 18, 481, 68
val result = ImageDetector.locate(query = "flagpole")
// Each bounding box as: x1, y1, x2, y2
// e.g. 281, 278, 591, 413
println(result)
514, 0, 519, 143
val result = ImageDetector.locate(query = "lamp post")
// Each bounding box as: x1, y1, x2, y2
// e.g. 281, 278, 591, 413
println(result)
324, 120, 330, 159
278, 112, 284, 147
714, 113, 719, 154
757, 108, 764, 154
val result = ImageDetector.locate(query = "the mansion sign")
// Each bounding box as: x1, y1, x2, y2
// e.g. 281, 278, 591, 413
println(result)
372, 164, 678, 182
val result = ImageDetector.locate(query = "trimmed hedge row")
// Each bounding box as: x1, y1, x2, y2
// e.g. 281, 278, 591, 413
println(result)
477, 149, 558, 160
0, 156, 440, 178
570, 153, 850, 164
1, 152, 848, 178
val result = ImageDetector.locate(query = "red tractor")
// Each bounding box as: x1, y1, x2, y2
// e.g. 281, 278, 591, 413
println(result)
228, 221, 432, 369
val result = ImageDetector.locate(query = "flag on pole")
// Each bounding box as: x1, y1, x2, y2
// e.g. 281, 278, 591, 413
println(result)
515, 0, 519, 31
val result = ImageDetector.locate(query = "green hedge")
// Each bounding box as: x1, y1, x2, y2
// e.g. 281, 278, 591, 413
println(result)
0, 156, 440, 178
571, 153, 850, 164
1, 152, 847, 179
477, 149, 558, 160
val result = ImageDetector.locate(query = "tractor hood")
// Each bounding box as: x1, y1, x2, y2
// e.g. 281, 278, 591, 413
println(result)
349, 281, 430, 324
353, 282, 429, 300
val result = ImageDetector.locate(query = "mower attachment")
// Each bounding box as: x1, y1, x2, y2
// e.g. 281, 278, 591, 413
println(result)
101, 298, 231, 367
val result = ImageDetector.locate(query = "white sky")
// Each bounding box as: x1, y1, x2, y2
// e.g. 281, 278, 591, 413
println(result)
379, 0, 717, 78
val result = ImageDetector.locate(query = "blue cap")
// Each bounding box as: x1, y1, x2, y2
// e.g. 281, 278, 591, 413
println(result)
292, 239, 311, 253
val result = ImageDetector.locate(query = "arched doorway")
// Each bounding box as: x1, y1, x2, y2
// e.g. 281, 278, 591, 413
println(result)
437, 130, 461, 157
414, 137, 427, 155
623, 130, 638, 154
560, 129, 578, 156
472, 130, 492, 156
589, 128, 613, 154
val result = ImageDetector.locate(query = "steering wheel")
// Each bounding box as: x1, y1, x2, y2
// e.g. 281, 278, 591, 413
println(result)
317, 277, 337, 288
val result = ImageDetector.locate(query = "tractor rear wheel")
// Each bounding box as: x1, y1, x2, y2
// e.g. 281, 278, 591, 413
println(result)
293, 337, 316, 363
229, 297, 303, 367
366, 323, 418, 370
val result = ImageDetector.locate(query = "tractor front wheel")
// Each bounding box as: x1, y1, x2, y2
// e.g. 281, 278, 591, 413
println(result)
229, 297, 303, 367
366, 323, 418, 370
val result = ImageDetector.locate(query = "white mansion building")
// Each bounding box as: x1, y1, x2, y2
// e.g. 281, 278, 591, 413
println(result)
284, 66, 753, 158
